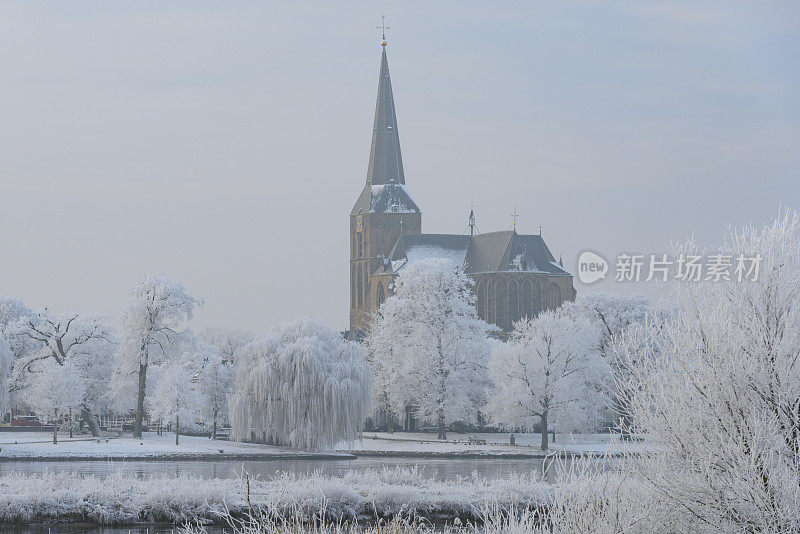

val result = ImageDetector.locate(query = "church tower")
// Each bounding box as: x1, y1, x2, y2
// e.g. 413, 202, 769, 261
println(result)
350, 40, 421, 334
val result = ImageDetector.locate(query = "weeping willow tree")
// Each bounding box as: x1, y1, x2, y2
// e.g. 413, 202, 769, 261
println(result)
230, 318, 371, 450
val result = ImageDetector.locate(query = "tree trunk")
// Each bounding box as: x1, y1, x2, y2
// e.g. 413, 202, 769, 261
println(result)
69, 407, 73, 438
540, 413, 549, 451
80, 405, 101, 437
133, 363, 148, 438
387, 410, 393, 434
175, 415, 179, 445
551, 430, 556, 443
53, 409, 58, 445
212, 411, 217, 440
437, 408, 447, 440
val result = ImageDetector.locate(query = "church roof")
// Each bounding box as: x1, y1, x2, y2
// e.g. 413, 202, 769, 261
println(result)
366, 47, 404, 187
389, 231, 571, 276
388, 234, 470, 272
351, 181, 421, 215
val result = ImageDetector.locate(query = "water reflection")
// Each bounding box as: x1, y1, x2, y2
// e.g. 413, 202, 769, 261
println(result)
0, 456, 562, 482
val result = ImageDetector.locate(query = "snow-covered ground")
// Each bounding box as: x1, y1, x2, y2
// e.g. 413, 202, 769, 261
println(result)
0, 432, 352, 460
0, 431, 644, 461
0, 467, 550, 525
340, 432, 646, 457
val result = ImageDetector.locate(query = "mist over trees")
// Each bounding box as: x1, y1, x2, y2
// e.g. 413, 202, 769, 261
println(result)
1, 265, 647, 452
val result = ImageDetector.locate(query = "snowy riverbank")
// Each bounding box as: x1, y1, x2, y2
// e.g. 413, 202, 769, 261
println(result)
0, 431, 643, 461
0, 432, 353, 461
338, 432, 645, 458
0, 468, 551, 525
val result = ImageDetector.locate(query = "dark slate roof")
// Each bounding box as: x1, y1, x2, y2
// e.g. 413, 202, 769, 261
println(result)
365, 48, 404, 187
464, 231, 515, 272
389, 231, 571, 276
351, 182, 421, 215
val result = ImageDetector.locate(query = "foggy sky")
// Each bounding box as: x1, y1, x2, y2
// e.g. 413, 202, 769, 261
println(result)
1, 1, 798, 332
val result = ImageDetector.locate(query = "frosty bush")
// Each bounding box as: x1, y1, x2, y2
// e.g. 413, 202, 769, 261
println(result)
608, 209, 800, 532
0, 468, 550, 527
229, 317, 370, 450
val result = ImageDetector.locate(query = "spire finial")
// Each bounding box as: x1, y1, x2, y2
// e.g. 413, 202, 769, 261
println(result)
511, 206, 519, 231
468, 204, 476, 236
377, 14, 389, 47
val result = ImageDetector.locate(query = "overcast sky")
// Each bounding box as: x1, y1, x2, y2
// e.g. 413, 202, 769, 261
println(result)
1, 1, 798, 332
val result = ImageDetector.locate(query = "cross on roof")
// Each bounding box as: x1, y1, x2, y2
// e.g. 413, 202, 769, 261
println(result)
377, 14, 389, 44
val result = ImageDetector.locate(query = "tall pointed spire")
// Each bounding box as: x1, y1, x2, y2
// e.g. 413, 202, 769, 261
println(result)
365, 42, 405, 186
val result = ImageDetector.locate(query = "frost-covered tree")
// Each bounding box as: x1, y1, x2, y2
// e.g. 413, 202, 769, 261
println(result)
568, 293, 650, 429
196, 349, 234, 439
0, 333, 13, 412
230, 317, 371, 450
365, 302, 408, 433
147, 360, 200, 445
485, 308, 606, 450
370, 258, 491, 440
0, 296, 33, 334
0, 297, 37, 395
612, 209, 800, 532
114, 275, 200, 438
23, 360, 85, 444
199, 327, 252, 364
8, 311, 116, 435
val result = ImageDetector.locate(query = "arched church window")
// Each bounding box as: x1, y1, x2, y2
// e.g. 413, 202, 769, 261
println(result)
475, 280, 484, 320
357, 265, 363, 307
377, 283, 385, 308
351, 266, 356, 307
486, 280, 494, 325
549, 283, 561, 310
522, 279, 533, 319
507, 279, 520, 327
496, 280, 507, 330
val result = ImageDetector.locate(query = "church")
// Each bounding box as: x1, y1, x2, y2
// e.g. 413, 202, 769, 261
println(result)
349, 40, 575, 337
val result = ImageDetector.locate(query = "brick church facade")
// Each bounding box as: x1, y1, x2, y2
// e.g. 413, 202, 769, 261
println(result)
349, 42, 575, 336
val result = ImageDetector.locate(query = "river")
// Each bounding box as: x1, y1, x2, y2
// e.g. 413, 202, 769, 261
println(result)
0, 455, 560, 482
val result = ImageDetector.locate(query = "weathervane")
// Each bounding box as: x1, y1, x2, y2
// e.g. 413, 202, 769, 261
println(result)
377, 14, 389, 47
511, 206, 519, 230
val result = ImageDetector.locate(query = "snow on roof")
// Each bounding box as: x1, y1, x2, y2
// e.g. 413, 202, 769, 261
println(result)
369, 183, 420, 213
549, 261, 570, 275
405, 245, 468, 268
390, 234, 471, 272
